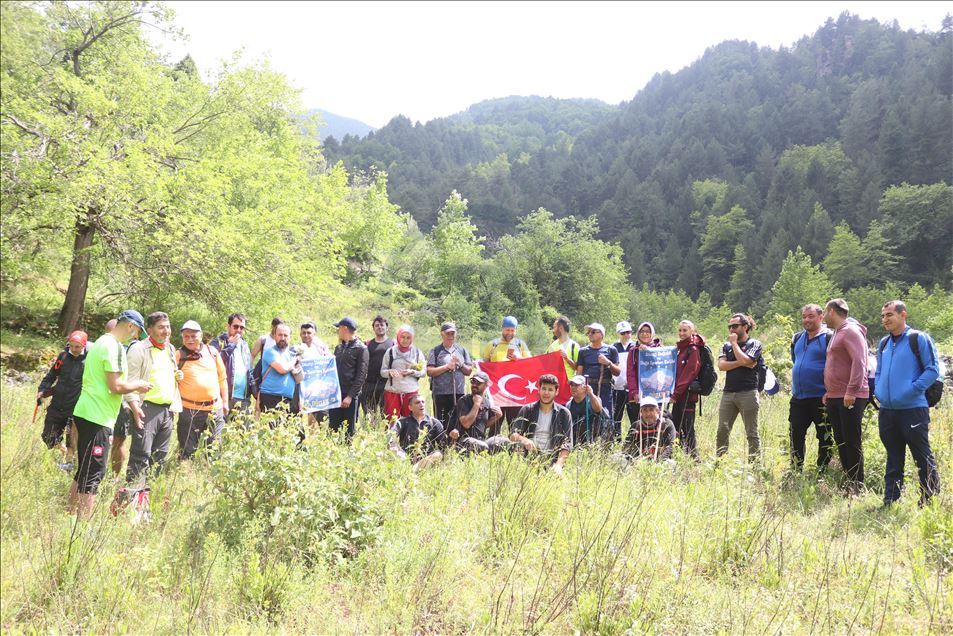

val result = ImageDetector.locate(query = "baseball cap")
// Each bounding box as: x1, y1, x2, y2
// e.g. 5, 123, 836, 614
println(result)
333, 317, 358, 331
471, 370, 490, 383
68, 330, 88, 347
639, 395, 659, 408
118, 309, 147, 335
180, 320, 202, 332
440, 321, 457, 333
587, 323, 605, 334
569, 375, 587, 386
616, 321, 633, 333
502, 316, 518, 329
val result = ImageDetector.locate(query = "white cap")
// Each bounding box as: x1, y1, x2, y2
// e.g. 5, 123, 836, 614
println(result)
180, 320, 202, 332
639, 395, 659, 408
569, 375, 587, 386
616, 321, 633, 333
586, 323, 605, 334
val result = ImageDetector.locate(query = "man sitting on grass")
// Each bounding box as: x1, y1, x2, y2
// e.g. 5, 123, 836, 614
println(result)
510, 374, 573, 475
618, 396, 677, 463
389, 394, 445, 472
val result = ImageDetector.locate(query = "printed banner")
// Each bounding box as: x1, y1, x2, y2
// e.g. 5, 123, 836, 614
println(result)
478, 351, 571, 408
299, 356, 341, 413
638, 346, 677, 401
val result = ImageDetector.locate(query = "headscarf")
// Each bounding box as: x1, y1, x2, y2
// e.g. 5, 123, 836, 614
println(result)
637, 322, 657, 345
396, 325, 415, 353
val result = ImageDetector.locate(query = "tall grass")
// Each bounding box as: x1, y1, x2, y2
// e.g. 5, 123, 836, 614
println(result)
1, 381, 950, 633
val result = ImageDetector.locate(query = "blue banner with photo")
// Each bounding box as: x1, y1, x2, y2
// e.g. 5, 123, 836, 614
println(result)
638, 346, 677, 401
299, 356, 341, 413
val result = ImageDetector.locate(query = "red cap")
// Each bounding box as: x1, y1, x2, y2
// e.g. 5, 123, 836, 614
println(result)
68, 330, 88, 347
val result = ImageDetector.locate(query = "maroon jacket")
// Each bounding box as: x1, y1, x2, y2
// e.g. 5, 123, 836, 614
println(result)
824, 318, 870, 400
672, 334, 705, 404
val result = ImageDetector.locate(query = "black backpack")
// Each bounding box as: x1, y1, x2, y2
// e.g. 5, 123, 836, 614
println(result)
877, 330, 944, 408
693, 343, 718, 396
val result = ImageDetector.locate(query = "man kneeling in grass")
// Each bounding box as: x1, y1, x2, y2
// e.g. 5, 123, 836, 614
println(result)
616, 396, 677, 464
510, 374, 573, 475
389, 394, 445, 471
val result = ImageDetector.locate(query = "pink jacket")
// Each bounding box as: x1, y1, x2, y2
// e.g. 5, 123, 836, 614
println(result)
823, 319, 869, 399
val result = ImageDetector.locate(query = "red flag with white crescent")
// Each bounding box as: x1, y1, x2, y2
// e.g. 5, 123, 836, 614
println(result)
477, 351, 571, 408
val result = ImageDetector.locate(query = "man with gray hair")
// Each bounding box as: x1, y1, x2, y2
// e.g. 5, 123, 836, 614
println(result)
875, 300, 942, 507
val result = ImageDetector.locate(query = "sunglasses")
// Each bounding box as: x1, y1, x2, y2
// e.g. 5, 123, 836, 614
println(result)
728, 323, 744, 329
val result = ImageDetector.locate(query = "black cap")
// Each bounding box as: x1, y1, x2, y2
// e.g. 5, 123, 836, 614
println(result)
333, 317, 358, 331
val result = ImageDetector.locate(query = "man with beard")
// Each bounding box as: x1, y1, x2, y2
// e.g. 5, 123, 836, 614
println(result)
258, 322, 300, 415
482, 315, 530, 430
565, 374, 613, 445
447, 371, 506, 453
363, 315, 394, 418
510, 374, 573, 475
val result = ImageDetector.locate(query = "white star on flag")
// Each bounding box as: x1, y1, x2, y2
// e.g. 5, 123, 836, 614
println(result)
525, 380, 538, 393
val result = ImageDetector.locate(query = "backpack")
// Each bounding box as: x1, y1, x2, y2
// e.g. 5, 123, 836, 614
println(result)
790, 330, 833, 361
692, 344, 718, 396
877, 330, 944, 408
756, 357, 768, 392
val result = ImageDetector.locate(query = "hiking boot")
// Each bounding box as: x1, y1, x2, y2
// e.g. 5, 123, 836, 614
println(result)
110, 488, 132, 517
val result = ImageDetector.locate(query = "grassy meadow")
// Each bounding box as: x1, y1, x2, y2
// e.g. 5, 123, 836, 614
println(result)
1, 377, 951, 633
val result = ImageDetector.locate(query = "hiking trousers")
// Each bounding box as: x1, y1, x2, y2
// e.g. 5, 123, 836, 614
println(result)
788, 397, 833, 471
125, 401, 174, 489
716, 389, 760, 461
879, 407, 940, 504
826, 397, 868, 489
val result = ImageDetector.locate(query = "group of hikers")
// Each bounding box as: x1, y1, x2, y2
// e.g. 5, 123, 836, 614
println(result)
37, 296, 942, 520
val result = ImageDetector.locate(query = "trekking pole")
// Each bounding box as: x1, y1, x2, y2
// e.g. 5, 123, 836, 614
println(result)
32, 398, 42, 424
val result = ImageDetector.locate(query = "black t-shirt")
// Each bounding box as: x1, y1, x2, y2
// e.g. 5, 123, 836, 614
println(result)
366, 338, 395, 385
393, 414, 445, 456
449, 394, 493, 440
720, 338, 763, 393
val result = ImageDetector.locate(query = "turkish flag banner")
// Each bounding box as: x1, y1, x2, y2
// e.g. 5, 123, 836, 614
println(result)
478, 351, 571, 408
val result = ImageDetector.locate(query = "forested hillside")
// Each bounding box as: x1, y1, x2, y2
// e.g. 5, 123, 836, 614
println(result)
327, 13, 953, 312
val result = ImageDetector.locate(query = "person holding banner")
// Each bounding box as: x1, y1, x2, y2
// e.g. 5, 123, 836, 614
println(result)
483, 316, 531, 429
625, 322, 663, 405
566, 375, 613, 445
426, 322, 473, 425
716, 313, 764, 462
510, 374, 573, 475
576, 323, 620, 420
617, 396, 677, 463
297, 322, 331, 426
389, 394, 445, 472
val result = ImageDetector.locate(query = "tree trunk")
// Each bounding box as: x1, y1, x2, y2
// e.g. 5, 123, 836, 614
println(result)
58, 215, 96, 336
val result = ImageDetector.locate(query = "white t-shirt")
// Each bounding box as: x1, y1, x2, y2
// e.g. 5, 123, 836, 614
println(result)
534, 409, 554, 452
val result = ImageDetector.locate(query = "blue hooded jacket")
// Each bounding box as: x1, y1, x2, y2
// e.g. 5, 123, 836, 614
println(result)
790, 329, 830, 399
875, 326, 940, 410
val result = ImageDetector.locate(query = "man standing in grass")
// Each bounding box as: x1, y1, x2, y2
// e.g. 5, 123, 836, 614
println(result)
822, 299, 869, 494
716, 313, 764, 462
876, 300, 941, 507
121, 312, 180, 505
330, 317, 369, 440
510, 374, 573, 475
211, 313, 257, 417
789, 304, 833, 473
69, 310, 152, 518
426, 322, 473, 425
176, 320, 229, 459
575, 323, 620, 421
547, 315, 580, 381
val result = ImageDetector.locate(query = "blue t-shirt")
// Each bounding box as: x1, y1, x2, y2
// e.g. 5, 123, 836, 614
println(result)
260, 346, 296, 399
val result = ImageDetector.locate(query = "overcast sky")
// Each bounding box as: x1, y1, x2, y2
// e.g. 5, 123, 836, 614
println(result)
155, 1, 950, 128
